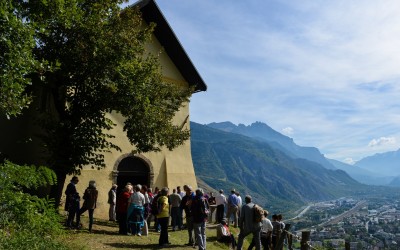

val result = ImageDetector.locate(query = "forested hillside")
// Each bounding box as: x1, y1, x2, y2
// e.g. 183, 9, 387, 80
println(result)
191, 122, 364, 213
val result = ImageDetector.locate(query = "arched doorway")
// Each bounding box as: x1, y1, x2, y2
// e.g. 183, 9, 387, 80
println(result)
116, 156, 151, 193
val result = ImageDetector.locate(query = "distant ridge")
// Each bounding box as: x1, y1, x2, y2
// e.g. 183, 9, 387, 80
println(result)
355, 149, 400, 176
328, 158, 394, 186
190, 121, 363, 212
207, 121, 337, 170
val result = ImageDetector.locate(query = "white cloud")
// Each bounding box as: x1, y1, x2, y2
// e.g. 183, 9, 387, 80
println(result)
343, 158, 355, 165
155, 0, 400, 161
282, 127, 294, 136
368, 137, 396, 147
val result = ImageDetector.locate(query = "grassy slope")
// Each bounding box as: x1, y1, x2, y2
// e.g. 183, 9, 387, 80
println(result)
61, 217, 246, 250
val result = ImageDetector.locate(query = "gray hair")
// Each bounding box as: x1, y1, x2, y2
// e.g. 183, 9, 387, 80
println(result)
195, 188, 204, 196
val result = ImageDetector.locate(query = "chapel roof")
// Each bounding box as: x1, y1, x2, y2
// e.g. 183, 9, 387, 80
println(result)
134, 0, 207, 92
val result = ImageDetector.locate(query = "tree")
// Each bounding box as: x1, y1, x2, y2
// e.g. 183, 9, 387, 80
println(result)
0, 0, 36, 118
1, 0, 192, 203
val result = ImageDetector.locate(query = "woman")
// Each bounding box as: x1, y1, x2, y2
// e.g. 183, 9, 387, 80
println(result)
157, 187, 170, 247
78, 180, 98, 233
127, 184, 145, 236
116, 185, 132, 235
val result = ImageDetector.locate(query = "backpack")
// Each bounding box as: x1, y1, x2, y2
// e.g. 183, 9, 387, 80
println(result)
151, 195, 162, 216
253, 204, 264, 223
272, 221, 282, 236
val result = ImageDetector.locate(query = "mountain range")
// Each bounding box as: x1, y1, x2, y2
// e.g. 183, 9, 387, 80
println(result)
190, 121, 365, 213
205, 121, 400, 186
207, 121, 337, 170
190, 121, 400, 213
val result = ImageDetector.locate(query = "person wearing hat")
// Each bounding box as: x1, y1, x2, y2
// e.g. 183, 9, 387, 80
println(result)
215, 189, 226, 224
108, 184, 118, 221
216, 218, 236, 248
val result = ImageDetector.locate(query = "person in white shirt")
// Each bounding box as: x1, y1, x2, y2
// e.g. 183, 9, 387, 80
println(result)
215, 189, 227, 223
177, 186, 185, 229
236, 191, 242, 218
248, 210, 273, 250
261, 210, 273, 249
128, 184, 145, 236
108, 184, 118, 221
216, 218, 236, 248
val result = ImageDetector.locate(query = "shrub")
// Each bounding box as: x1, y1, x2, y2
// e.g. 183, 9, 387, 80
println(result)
0, 161, 68, 249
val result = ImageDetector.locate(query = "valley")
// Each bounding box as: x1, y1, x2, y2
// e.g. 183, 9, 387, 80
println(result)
290, 195, 400, 249
191, 120, 400, 249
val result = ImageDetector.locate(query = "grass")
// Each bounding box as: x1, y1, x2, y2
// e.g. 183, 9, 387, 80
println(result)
60, 217, 249, 250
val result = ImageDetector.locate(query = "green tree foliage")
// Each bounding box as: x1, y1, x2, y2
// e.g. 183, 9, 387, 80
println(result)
0, 161, 67, 249
0, 0, 36, 118
1, 0, 192, 175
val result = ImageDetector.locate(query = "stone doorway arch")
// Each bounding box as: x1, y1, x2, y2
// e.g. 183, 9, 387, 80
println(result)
113, 154, 154, 192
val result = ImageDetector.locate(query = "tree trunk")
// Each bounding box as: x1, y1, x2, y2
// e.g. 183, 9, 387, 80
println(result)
50, 171, 67, 211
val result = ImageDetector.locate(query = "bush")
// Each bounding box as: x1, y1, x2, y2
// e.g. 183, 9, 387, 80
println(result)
0, 161, 68, 249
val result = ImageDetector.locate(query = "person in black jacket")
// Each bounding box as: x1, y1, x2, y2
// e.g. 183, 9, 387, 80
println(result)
65, 176, 80, 228
78, 180, 98, 233
192, 188, 209, 250
180, 185, 195, 246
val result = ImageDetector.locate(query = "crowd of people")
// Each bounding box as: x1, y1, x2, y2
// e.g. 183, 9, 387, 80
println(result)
64, 176, 288, 249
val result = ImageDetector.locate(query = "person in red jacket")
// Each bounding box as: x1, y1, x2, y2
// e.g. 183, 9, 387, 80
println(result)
116, 185, 132, 235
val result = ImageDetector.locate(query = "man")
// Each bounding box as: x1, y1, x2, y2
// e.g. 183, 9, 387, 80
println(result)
192, 188, 208, 250
207, 192, 216, 223
236, 191, 242, 218
65, 176, 80, 228
108, 184, 118, 221
181, 185, 195, 246
151, 188, 161, 232
226, 189, 239, 227
215, 189, 226, 224
177, 186, 185, 198
271, 214, 282, 250
237, 195, 262, 250
177, 186, 185, 229
248, 210, 273, 250
169, 188, 182, 231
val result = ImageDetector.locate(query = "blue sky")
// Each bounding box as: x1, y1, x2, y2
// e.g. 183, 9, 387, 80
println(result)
129, 0, 400, 164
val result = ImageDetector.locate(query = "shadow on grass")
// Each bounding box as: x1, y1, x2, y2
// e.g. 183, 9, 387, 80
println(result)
207, 236, 218, 241
93, 219, 119, 227
90, 229, 120, 235
103, 242, 182, 249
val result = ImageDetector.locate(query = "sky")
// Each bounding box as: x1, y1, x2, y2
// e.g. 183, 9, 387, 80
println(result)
129, 0, 400, 164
